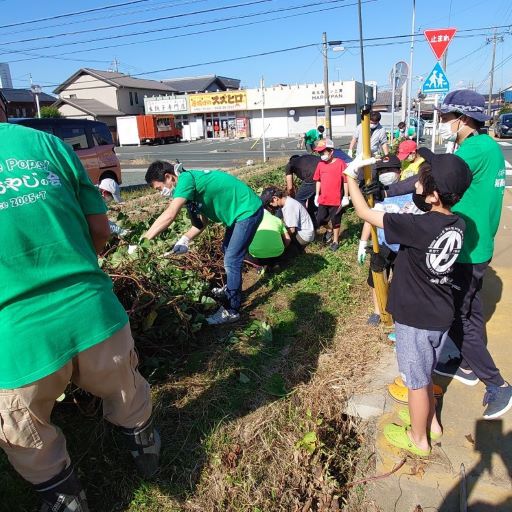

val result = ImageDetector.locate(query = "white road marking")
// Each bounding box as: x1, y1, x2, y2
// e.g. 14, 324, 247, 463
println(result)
506, 160, 512, 176
498, 141, 512, 146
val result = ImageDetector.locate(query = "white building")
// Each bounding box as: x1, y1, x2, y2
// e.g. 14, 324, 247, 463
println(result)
144, 80, 368, 140
0, 63, 13, 89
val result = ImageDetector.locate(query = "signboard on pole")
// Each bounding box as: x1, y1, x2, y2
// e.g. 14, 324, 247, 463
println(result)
422, 62, 450, 94
424, 28, 457, 60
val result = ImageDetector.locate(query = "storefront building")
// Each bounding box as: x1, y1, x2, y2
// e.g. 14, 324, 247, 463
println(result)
143, 80, 367, 140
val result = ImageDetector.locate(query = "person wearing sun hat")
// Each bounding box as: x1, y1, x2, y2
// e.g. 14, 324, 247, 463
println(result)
429, 89, 511, 420
367, 91, 510, 418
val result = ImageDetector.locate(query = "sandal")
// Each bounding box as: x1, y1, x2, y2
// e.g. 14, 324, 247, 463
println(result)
397, 408, 443, 441
392, 378, 444, 398
383, 423, 431, 456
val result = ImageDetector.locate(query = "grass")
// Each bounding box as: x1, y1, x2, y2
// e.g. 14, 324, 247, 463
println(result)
1, 163, 387, 511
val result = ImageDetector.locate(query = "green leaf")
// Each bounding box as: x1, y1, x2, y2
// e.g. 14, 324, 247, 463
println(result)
239, 372, 250, 384
142, 310, 158, 331
264, 373, 287, 397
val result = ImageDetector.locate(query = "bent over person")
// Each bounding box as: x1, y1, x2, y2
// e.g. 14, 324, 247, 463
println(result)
143, 161, 263, 325
0, 92, 158, 512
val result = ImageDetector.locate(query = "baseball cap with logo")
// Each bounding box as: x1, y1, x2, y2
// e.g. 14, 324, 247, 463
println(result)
314, 138, 334, 152
397, 140, 418, 161
418, 148, 472, 196
436, 89, 490, 122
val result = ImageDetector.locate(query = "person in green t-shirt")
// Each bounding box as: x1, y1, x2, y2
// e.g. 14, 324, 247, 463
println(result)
143, 160, 263, 325
433, 90, 511, 419
246, 209, 291, 266
393, 121, 416, 140
304, 125, 325, 153
0, 98, 159, 511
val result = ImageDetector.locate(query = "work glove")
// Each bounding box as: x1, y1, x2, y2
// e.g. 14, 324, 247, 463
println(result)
341, 196, 350, 208
127, 244, 138, 255
360, 179, 385, 202
314, 194, 319, 207
357, 240, 369, 265
368, 244, 392, 272
347, 148, 354, 158
172, 235, 190, 255
344, 154, 378, 180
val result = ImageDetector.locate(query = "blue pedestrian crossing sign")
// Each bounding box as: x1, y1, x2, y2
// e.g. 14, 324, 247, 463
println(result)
422, 62, 450, 94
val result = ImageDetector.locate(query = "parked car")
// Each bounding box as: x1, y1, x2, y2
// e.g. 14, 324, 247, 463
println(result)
10, 118, 122, 185
494, 113, 512, 139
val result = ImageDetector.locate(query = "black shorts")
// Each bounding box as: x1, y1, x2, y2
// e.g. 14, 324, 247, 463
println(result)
316, 205, 342, 229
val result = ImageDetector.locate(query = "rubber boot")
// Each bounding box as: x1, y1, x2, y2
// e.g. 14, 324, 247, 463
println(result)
120, 418, 161, 479
35, 465, 89, 512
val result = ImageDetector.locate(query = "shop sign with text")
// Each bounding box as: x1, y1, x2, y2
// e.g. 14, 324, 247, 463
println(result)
311, 87, 343, 101
145, 96, 188, 114
189, 91, 247, 113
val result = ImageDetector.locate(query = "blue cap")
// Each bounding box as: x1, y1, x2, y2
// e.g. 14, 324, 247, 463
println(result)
437, 89, 490, 122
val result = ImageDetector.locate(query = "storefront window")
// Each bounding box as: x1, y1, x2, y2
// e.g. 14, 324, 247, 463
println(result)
204, 112, 236, 139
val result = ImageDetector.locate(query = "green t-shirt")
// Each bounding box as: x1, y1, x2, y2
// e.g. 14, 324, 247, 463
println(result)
249, 210, 286, 258
453, 134, 506, 263
304, 129, 321, 145
173, 170, 261, 226
0, 124, 128, 388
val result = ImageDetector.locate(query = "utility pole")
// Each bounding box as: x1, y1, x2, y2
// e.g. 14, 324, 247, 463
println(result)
260, 76, 266, 162
322, 32, 332, 138
406, 0, 416, 128
487, 29, 503, 118
357, 0, 367, 103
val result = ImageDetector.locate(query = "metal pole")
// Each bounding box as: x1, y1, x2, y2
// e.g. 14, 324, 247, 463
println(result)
406, 0, 416, 128
260, 76, 266, 162
35, 94, 41, 118
487, 30, 497, 118
416, 99, 421, 144
361, 106, 392, 327
322, 32, 332, 139
357, 0, 367, 102
431, 94, 439, 152
390, 66, 396, 144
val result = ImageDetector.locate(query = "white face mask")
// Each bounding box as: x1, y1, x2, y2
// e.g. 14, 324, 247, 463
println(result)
160, 186, 174, 197
320, 153, 331, 162
438, 118, 460, 142
379, 172, 399, 186
370, 123, 378, 129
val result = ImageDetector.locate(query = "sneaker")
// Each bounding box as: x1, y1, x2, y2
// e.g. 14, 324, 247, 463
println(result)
206, 306, 240, 325
483, 384, 512, 419
434, 358, 480, 386
329, 242, 339, 252
211, 285, 227, 299
367, 313, 380, 326
323, 231, 333, 243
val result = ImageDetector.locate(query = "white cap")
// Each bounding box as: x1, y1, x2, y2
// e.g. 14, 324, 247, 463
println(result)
98, 178, 121, 203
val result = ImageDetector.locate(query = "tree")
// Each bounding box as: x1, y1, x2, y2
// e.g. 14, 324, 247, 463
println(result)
40, 106, 62, 118
498, 104, 512, 116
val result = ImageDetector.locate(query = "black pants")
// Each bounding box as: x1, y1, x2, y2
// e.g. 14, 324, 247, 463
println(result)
448, 261, 504, 387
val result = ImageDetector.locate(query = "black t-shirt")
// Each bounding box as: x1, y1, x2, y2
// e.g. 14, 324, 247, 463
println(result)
383, 211, 465, 330
285, 155, 321, 183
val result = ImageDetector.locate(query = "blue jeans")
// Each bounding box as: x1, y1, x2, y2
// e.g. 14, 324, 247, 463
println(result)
295, 181, 317, 228
222, 206, 264, 312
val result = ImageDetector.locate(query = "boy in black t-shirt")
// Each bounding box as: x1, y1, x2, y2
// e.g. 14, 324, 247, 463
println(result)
345, 151, 472, 456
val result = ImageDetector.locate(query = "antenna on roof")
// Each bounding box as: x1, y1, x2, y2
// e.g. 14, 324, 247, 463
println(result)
109, 57, 120, 73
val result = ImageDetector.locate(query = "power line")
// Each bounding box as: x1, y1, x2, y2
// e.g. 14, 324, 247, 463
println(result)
1, 0, 369, 62
0, 0, 272, 45
0, 0, 154, 30
0, 0, 207, 37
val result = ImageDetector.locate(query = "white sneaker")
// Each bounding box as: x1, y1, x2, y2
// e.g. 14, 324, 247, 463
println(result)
206, 306, 240, 325
211, 285, 227, 298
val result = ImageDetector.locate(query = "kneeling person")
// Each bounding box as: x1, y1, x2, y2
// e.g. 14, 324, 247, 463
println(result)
260, 186, 315, 248
246, 210, 291, 267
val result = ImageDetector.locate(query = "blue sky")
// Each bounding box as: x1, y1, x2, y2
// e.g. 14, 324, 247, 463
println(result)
1, 0, 511, 96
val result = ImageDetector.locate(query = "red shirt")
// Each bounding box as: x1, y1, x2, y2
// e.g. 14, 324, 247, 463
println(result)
313, 158, 347, 206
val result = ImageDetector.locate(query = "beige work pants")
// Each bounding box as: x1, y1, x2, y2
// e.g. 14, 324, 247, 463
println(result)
0, 323, 152, 485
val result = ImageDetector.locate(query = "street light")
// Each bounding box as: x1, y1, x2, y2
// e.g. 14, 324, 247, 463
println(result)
322, 35, 346, 139
31, 84, 41, 118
